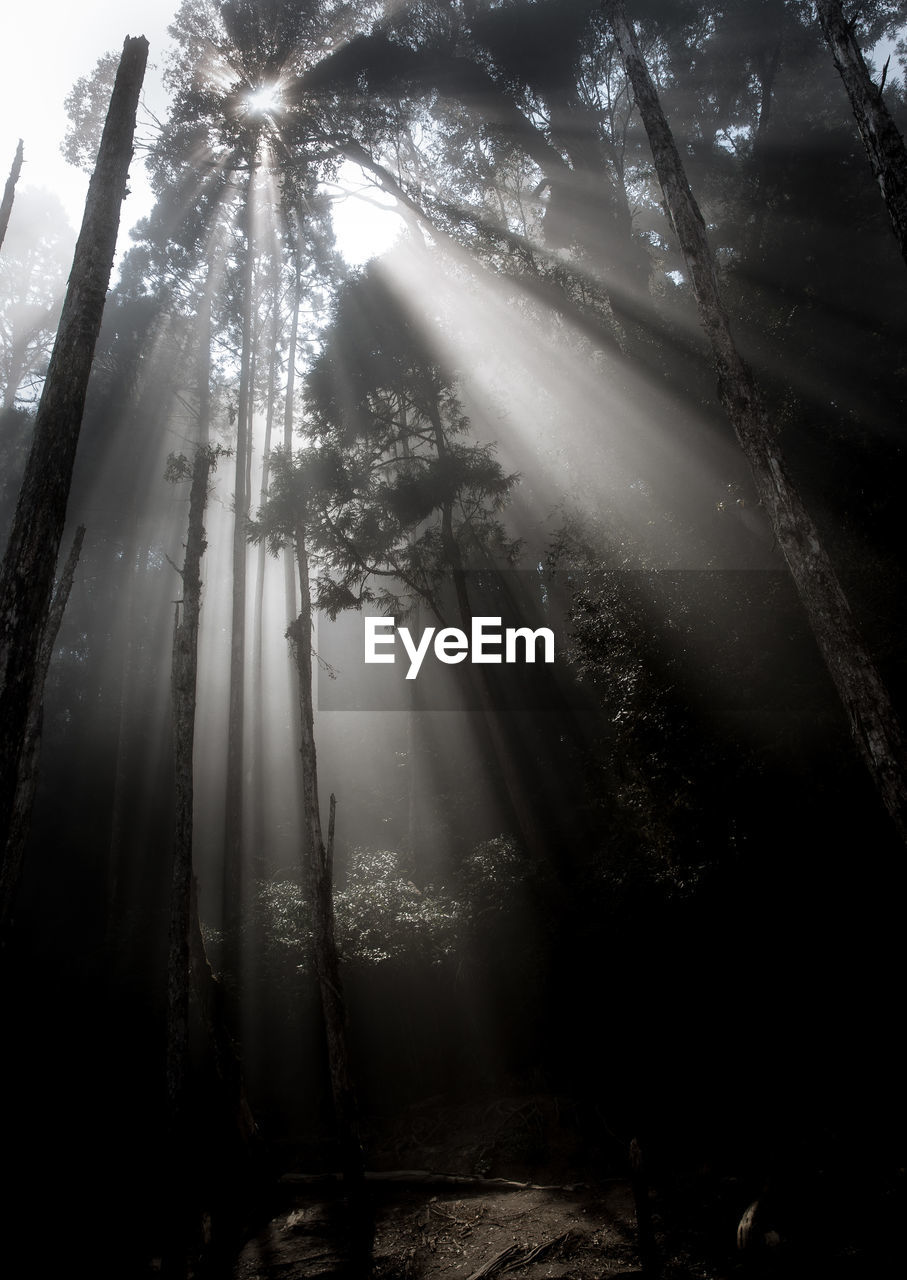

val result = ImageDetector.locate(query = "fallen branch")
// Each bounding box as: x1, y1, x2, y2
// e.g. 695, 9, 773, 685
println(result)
279, 1169, 585, 1192
465, 1243, 522, 1279
466, 1231, 575, 1279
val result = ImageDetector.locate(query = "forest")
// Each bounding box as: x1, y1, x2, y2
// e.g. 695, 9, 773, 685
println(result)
0, 1, 905, 1276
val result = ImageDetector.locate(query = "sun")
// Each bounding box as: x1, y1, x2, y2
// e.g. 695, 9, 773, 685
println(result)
244, 84, 281, 117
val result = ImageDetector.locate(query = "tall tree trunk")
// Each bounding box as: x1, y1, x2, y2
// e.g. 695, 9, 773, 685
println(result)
164, 445, 213, 1278
0, 37, 148, 918
282, 252, 305, 787
223, 159, 257, 959
0, 139, 23, 256
167, 280, 215, 1127
0, 526, 84, 943
814, 0, 907, 266
608, 2, 907, 843
288, 528, 364, 1196
251, 272, 281, 865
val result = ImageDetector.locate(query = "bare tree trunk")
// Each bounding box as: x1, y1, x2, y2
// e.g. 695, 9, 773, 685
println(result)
167, 264, 215, 1124
814, 0, 907, 266
608, 1, 907, 842
163, 445, 213, 1278
0, 37, 148, 919
223, 159, 257, 958
167, 447, 213, 1128
288, 529, 364, 1196
629, 1137, 660, 1278
0, 525, 84, 942
251, 271, 281, 864
282, 252, 305, 779
165, 281, 258, 1274
0, 139, 23, 256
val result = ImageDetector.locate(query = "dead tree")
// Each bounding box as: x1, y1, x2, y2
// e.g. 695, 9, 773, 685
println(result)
0, 139, 24, 256
814, 0, 907, 266
0, 36, 148, 927
607, 1, 907, 843
0, 526, 85, 940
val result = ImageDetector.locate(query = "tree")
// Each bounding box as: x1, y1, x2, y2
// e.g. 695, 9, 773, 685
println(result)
0, 188, 72, 413
0, 526, 84, 936
165, 444, 215, 1275
0, 140, 23, 255
0, 36, 149, 931
814, 0, 907, 265
606, 0, 907, 842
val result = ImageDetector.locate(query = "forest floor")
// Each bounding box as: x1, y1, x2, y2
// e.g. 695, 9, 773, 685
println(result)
234, 1177, 648, 1280
228, 1094, 763, 1280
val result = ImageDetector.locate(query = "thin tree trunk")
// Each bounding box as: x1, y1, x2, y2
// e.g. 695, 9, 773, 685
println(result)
164, 445, 212, 1278
0, 139, 23, 255
0, 525, 85, 942
629, 1137, 660, 1278
223, 160, 257, 957
167, 270, 214, 1111
251, 272, 281, 864
288, 528, 364, 1196
167, 450, 213, 1119
814, 0, 907, 266
282, 252, 305, 783
608, 1, 907, 842
188, 886, 257, 1147
0, 37, 148, 917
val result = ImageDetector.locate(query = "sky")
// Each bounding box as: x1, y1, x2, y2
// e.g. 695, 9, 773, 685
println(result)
0, 0, 403, 268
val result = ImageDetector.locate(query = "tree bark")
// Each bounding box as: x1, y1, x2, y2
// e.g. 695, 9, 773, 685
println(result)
165, 263, 214, 1119
223, 157, 257, 958
251, 269, 281, 864
0, 525, 85, 943
607, 1, 907, 843
814, 0, 907, 266
289, 527, 364, 1195
0, 139, 23, 256
167, 447, 213, 1126
282, 250, 305, 782
629, 1137, 660, 1278
0, 36, 148, 913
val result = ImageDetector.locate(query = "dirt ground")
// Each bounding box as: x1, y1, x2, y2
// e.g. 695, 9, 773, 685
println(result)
229, 1091, 904, 1279
235, 1179, 646, 1279
231, 1095, 717, 1279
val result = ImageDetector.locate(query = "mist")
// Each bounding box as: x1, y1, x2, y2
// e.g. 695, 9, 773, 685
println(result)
1, 2, 905, 1277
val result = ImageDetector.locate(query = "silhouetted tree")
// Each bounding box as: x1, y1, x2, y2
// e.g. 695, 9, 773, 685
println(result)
607, 0, 907, 842
0, 36, 148, 933
814, 0, 907, 264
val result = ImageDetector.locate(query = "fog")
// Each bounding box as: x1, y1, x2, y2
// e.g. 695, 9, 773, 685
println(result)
1, 2, 905, 1276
